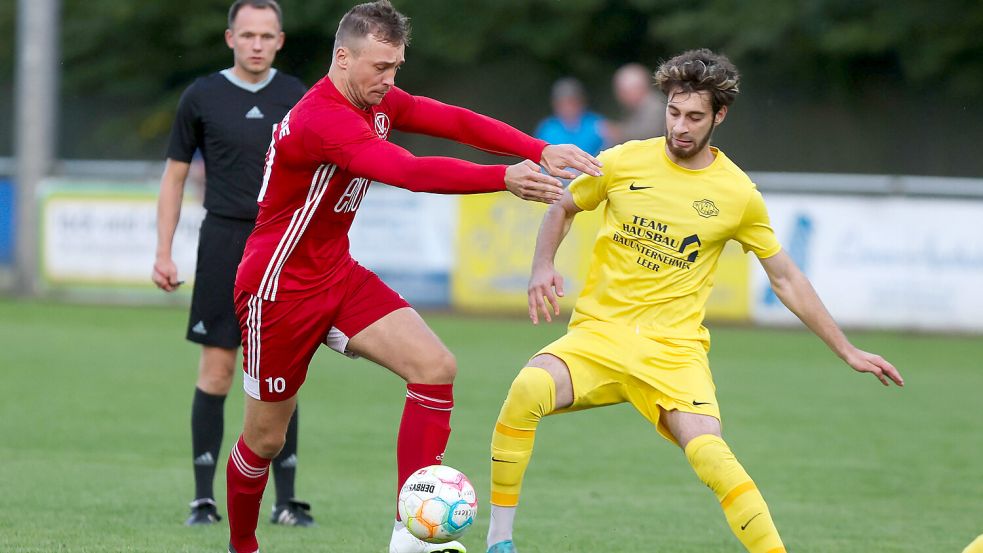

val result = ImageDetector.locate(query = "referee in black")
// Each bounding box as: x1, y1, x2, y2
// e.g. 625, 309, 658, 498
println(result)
152, 0, 311, 527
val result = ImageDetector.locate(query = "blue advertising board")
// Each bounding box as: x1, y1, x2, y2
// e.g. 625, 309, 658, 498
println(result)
0, 179, 13, 265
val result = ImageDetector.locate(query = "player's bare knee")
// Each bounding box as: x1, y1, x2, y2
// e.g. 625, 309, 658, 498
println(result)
248, 428, 286, 459
198, 346, 236, 393
407, 347, 457, 384
254, 437, 286, 459
197, 364, 235, 395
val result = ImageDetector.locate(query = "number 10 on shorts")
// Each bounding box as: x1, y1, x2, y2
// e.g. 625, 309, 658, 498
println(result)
265, 377, 286, 394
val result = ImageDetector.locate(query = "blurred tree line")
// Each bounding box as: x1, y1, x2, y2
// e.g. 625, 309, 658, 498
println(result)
1, 0, 982, 174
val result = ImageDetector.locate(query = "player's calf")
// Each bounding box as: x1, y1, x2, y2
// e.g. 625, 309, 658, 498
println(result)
490, 366, 556, 506
685, 434, 786, 553
227, 437, 271, 553
486, 367, 556, 548
396, 382, 455, 502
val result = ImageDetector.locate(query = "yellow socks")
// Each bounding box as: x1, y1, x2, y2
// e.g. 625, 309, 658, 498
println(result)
489, 367, 556, 507
685, 434, 786, 553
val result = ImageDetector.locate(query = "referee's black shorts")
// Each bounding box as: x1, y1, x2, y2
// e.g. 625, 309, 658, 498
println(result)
186, 212, 254, 349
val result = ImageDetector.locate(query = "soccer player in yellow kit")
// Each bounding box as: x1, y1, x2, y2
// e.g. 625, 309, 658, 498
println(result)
484, 49, 905, 553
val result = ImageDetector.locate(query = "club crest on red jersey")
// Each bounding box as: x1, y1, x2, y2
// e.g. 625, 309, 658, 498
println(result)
374, 112, 391, 139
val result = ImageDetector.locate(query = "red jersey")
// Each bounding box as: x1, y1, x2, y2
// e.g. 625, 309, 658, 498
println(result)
236, 76, 547, 301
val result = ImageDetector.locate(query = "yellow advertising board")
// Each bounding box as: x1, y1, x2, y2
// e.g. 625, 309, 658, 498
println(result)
452, 194, 601, 314
452, 193, 751, 322
703, 240, 751, 321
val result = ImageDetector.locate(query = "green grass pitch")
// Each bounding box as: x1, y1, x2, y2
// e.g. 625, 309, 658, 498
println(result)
0, 299, 980, 552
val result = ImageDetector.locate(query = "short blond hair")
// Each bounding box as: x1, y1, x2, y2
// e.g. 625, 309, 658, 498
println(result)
334, 0, 411, 51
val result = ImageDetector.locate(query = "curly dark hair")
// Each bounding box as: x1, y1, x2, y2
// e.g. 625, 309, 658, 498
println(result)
654, 49, 740, 114
334, 0, 411, 50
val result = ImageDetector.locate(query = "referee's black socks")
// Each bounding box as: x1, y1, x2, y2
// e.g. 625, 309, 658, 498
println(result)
191, 387, 226, 501
192, 388, 300, 506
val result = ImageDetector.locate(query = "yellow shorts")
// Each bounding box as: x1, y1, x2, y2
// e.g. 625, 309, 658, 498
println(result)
536, 320, 720, 445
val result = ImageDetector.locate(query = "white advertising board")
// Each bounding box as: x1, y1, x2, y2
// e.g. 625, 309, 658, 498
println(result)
349, 183, 455, 306
752, 194, 983, 332
40, 180, 203, 290
39, 179, 452, 305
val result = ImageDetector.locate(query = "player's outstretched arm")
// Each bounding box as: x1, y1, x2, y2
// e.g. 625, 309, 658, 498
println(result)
528, 191, 582, 324
346, 140, 562, 202
395, 92, 601, 178
152, 159, 190, 292
758, 250, 904, 387
395, 93, 549, 160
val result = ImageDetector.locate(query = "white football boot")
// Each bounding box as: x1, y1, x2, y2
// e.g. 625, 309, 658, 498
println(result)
389, 520, 467, 553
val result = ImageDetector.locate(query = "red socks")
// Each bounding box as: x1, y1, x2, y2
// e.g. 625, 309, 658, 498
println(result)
227, 436, 271, 553
396, 383, 454, 505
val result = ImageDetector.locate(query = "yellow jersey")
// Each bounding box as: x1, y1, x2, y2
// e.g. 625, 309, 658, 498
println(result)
568, 137, 781, 343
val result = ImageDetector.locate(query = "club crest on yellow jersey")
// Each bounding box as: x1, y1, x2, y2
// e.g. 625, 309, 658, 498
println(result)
692, 199, 719, 218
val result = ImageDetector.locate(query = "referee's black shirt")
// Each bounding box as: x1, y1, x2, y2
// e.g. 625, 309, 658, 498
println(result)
166, 69, 306, 220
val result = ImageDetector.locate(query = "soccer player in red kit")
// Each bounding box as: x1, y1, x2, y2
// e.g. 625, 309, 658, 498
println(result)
224, 2, 603, 552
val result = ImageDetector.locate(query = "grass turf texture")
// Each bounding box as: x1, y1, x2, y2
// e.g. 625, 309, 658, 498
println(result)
0, 299, 980, 552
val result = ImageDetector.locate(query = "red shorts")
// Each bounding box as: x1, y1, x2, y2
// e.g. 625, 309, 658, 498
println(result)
234, 263, 410, 401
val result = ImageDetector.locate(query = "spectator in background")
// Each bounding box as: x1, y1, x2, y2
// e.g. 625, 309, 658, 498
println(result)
609, 62, 667, 143
535, 77, 606, 157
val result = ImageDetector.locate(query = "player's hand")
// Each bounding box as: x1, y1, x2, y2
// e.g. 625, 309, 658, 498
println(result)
528, 263, 565, 324
844, 347, 904, 387
152, 256, 182, 292
505, 160, 564, 204
540, 144, 603, 180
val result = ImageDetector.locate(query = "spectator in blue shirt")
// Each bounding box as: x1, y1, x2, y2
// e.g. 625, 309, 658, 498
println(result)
535, 77, 607, 158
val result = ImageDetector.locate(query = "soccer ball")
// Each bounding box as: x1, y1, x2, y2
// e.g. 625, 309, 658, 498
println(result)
398, 465, 477, 543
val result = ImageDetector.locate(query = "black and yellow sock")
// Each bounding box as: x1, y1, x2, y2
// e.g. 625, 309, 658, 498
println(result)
490, 367, 556, 507
685, 434, 786, 553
